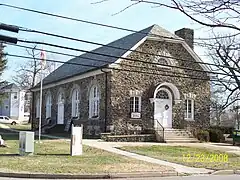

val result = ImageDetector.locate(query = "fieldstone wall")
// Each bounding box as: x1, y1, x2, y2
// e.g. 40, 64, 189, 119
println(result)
32, 39, 211, 137
109, 39, 210, 134
32, 73, 111, 137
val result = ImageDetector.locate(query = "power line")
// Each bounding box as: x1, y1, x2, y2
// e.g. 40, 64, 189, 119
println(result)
9, 43, 240, 80
0, 3, 221, 42
1, 22, 238, 74
8, 43, 216, 79
15, 25, 239, 71
0, 5, 238, 71
16, 39, 238, 78
5, 53, 221, 83
0, 3, 185, 42
1, 3, 238, 45
1, 28, 237, 78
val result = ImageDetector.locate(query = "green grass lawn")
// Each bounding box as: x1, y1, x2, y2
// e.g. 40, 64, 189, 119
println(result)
120, 146, 240, 170
0, 134, 173, 174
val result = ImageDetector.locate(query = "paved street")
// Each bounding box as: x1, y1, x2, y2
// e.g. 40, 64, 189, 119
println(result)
0, 175, 240, 180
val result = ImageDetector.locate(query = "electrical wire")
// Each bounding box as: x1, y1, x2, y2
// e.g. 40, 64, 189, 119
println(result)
5, 53, 216, 83
15, 39, 238, 78
15, 26, 239, 71
8, 43, 240, 80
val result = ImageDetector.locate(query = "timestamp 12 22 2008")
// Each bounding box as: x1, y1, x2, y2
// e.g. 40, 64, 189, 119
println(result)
182, 153, 229, 163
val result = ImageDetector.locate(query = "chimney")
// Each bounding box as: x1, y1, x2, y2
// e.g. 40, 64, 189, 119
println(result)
175, 28, 194, 49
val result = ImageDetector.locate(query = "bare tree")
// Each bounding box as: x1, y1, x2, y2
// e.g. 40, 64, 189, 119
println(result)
12, 45, 58, 123
210, 85, 227, 126
95, 0, 240, 111
12, 45, 57, 89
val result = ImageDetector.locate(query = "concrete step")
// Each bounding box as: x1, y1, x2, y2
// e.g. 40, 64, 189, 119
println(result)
165, 139, 199, 143
164, 136, 196, 140
164, 129, 193, 137
164, 129, 188, 131
155, 128, 198, 143
164, 134, 193, 138
164, 131, 191, 134
164, 133, 193, 138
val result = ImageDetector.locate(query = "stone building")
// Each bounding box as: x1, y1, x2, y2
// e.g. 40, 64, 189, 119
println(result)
31, 24, 211, 140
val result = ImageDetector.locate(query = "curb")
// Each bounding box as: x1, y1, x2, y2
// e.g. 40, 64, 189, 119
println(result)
0, 171, 178, 179
211, 170, 240, 175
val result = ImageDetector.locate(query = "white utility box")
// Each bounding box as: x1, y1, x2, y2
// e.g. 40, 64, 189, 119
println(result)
19, 131, 34, 156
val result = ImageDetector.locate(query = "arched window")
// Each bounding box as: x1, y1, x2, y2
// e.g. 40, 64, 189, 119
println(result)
156, 90, 169, 99
46, 93, 52, 118
36, 96, 40, 118
57, 90, 65, 124
154, 49, 174, 68
89, 85, 100, 118
58, 92, 64, 104
72, 89, 80, 117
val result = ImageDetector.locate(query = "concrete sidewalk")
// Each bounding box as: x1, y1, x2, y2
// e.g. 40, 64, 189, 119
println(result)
83, 140, 240, 155
83, 140, 213, 174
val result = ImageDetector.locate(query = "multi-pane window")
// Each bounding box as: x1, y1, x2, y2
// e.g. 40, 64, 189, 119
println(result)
184, 99, 194, 120
46, 93, 52, 118
89, 86, 100, 118
156, 90, 169, 99
72, 89, 79, 117
130, 96, 141, 113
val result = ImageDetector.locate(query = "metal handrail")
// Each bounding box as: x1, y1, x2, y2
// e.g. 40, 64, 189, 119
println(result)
155, 119, 165, 141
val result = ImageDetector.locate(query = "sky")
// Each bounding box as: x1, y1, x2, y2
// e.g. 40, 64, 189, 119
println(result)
0, 0, 208, 82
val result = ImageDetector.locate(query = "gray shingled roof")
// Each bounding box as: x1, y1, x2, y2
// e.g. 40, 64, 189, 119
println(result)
0, 83, 19, 90
37, 24, 181, 87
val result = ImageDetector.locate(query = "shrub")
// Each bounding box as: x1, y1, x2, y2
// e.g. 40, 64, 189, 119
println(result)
210, 126, 234, 134
208, 129, 225, 142
197, 130, 210, 142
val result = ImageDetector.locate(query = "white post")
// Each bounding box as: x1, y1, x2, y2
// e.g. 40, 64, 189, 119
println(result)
71, 124, 83, 156
38, 68, 43, 142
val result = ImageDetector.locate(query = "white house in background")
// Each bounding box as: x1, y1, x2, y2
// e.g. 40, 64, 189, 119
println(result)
0, 83, 26, 120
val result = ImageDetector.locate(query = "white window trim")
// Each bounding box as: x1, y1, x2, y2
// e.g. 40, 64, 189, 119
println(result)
89, 86, 100, 119
58, 92, 65, 105
130, 96, 142, 113
184, 99, 194, 121
72, 89, 80, 118
155, 57, 172, 69
46, 94, 52, 118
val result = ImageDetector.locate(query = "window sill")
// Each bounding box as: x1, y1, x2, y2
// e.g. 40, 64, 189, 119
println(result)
89, 117, 99, 120
156, 65, 172, 69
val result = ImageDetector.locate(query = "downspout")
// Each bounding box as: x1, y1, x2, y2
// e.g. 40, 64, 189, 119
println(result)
101, 68, 108, 132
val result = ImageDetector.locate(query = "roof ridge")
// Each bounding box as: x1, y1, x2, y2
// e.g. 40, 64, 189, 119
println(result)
34, 24, 182, 87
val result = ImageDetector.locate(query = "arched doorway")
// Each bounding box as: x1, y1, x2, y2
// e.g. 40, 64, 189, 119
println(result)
57, 91, 64, 124
152, 82, 180, 129
154, 88, 172, 128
